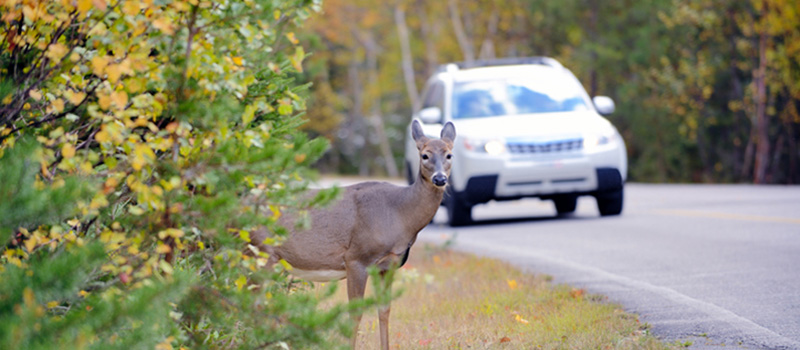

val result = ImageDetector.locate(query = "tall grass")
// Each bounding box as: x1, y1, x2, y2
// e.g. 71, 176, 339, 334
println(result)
317, 244, 677, 349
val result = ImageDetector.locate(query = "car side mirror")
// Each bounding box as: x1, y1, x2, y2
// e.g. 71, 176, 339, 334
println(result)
593, 96, 615, 116
418, 107, 442, 124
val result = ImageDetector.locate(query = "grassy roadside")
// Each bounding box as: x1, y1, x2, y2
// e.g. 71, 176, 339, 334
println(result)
317, 243, 679, 350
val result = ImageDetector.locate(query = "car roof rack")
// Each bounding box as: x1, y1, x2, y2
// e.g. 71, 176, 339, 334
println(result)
437, 56, 563, 73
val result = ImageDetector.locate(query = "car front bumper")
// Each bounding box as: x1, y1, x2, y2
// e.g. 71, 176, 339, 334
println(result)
451, 146, 625, 205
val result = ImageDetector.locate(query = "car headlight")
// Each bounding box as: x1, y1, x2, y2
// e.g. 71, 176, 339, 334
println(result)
463, 137, 507, 155
583, 131, 618, 151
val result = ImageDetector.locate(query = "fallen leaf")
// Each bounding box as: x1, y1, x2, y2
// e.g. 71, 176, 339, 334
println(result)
499, 336, 511, 343
418, 339, 432, 346
507, 279, 518, 290
515, 314, 529, 324
570, 288, 585, 299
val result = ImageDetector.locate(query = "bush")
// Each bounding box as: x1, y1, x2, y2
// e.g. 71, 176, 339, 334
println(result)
0, 1, 371, 348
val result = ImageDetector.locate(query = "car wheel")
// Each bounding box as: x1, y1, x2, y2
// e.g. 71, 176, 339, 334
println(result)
595, 187, 623, 216
446, 192, 472, 226
552, 195, 578, 215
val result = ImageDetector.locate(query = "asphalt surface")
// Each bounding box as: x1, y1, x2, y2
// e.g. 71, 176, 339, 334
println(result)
413, 183, 800, 350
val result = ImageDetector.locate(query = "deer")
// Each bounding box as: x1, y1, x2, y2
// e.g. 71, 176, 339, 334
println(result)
253, 120, 455, 350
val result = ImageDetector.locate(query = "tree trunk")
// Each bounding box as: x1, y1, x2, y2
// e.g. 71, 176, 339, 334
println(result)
477, 9, 498, 60
587, 0, 599, 97
448, 0, 475, 62
394, 4, 421, 112
753, 2, 769, 184
418, 0, 440, 76
347, 58, 370, 177
359, 30, 399, 177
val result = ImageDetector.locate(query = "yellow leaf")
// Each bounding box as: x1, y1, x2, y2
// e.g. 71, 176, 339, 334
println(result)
158, 228, 184, 240
242, 104, 256, 125
46, 43, 68, 61
231, 56, 243, 66
88, 22, 107, 36
507, 279, 518, 290
274, 9, 281, 20
156, 243, 171, 254
269, 205, 281, 219
68, 91, 86, 105
197, 241, 205, 250
123, 1, 140, 16
95, 130, 109, 143
240, 230, 251, 243
286, 32, 299, 45
52, 98, 65, 113
110, 90, 128, 108
62, 143, 76, 158
155, 337, 175, 350
92, 0, 108, 11
89, 193, 108, 209
159, 260, 174, 275
294, 154, 306, 163
153, 18, 175, 35
106, 64, 122, 83
129, 206, 145, 215
22, 5, 39, 22
77, 0, 92, 14
29, 90, 42, 101
131, 143, 156, 170
235, 275, 247, 291
47, 301, 59, 308
97, 93, 111, 110
91, 56, 109, 76
24, 235, 37, 252
290, 46, 305, 73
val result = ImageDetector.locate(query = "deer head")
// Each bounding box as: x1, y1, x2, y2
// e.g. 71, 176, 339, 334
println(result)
411, 120, 456, 188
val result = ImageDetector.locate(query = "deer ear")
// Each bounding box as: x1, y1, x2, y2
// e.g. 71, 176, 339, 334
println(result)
411, 120, 429, 149
440, 121, 456, 146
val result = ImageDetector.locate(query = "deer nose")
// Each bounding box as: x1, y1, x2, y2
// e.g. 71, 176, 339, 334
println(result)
432, 173, 447, 187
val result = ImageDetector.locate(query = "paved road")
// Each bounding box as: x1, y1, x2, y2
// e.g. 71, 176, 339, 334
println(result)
415, 184, 800, 350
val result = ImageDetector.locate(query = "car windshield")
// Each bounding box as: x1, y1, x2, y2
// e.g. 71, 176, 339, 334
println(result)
451, 74, 590, 119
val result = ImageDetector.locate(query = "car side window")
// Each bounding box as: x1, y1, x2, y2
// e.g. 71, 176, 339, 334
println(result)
422, 81, 444, 111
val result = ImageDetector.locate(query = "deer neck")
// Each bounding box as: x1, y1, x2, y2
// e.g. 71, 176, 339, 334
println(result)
400, 173, 446, 231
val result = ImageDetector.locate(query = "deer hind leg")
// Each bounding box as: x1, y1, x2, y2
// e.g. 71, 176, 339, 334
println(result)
346, 261, 368, 349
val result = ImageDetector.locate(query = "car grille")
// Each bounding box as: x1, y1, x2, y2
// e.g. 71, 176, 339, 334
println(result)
507, 138, 583, 154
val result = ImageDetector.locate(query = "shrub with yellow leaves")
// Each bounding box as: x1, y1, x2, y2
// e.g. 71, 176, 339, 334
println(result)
0, 0, 367, 349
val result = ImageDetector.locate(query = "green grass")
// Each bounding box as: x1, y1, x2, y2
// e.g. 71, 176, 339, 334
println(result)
318, 244, 678, 350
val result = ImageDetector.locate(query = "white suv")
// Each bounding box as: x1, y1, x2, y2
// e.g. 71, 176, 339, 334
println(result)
404, 57, 627, 226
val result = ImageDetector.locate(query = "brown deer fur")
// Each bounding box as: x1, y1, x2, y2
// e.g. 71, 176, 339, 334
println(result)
254, 120, 456, 350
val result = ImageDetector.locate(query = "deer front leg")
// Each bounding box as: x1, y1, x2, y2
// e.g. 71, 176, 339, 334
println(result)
346, 261, 368, 349
378, 270, 394, 350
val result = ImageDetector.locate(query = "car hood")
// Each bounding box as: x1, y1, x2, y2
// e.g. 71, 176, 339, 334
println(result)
449, 111, 616, 141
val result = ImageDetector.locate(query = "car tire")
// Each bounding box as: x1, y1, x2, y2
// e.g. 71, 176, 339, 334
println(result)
446, 192, 472, 226
595, 187, 623, 216
553, 195, 578, 215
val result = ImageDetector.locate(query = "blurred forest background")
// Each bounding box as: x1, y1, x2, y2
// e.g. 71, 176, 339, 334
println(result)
299, 0, 800, 184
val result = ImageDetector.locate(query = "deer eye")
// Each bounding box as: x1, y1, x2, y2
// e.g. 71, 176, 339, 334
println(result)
446, 154, 452, 160
421, 154, 429, 160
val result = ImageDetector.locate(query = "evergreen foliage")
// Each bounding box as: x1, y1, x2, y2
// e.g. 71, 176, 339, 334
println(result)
0, 1, 381, 348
